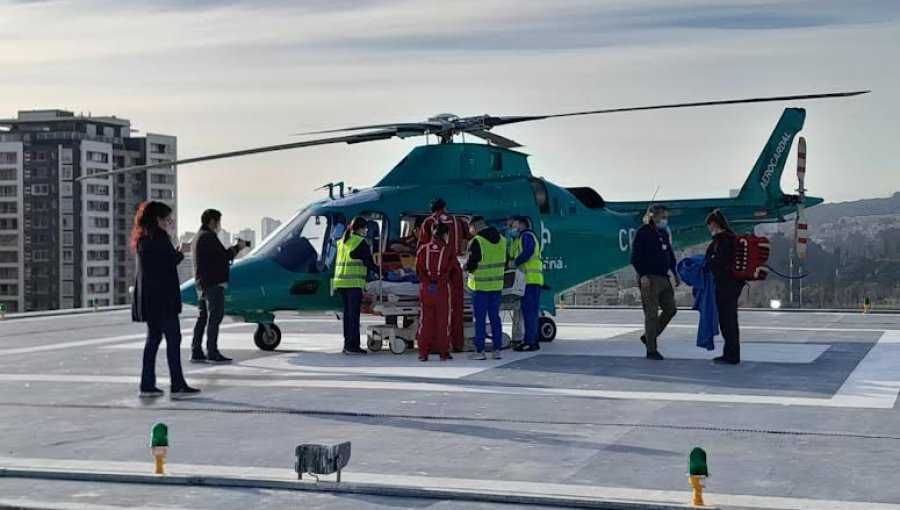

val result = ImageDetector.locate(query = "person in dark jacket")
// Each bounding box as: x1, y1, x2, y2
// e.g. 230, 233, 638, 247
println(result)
705, 209, 745, 365
131, 201, 199, 398
191, 209, 247, 364
630, 204, 681, 360
332, 216, 379, 355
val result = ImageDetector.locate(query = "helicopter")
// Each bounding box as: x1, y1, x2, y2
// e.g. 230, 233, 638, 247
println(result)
86, 90, 867, 350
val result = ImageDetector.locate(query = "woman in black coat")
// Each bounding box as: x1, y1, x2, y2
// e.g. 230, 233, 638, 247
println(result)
131, 201, 199, 398
706, 210, 745, 365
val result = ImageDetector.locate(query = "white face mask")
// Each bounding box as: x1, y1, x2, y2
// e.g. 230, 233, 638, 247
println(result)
657, 219, 669, 230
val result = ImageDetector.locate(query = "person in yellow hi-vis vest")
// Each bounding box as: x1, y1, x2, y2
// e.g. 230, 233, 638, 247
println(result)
333, 216, 379, 355
508, 216, 543, 352
465, 216, 507, 360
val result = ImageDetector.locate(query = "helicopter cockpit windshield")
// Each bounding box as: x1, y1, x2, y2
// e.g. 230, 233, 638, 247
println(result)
249, 208, 343, 273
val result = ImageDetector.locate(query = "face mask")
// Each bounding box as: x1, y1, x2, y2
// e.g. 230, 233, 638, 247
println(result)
214, 227, 222, 235
507, 228, 519, 238
657, 219, 668, 230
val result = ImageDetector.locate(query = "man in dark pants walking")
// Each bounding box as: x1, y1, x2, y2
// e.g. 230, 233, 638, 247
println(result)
191, 209, 246, 364
630, 204, 680, 360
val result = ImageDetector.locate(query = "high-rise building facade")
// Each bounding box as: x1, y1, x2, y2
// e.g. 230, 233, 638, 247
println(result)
260, 217, 281, 241
236, 228, 256, 246
0, 109, 176, 312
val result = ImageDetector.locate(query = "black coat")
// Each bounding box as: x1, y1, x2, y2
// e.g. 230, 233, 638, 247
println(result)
132, 230, 184, 323
706, 231, 744, 293
193, 228, 239, 290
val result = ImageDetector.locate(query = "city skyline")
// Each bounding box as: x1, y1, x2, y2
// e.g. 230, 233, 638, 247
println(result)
0, 1, 897, 230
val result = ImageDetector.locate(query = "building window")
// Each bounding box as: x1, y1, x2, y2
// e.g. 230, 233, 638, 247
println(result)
150, 173, 175, 185
60, 165, 73, 180
61, 265, 74, 280
0, 152, 17, 165
32, 184, 49, 196
0, 284, 18, 295
61, 215, 74, 230
0, 185, 16, 197
86, 151, 109, 163
32, 216, 49, 229
87, 200, 110, 212
86, 184, 110, 195
0, 218, 17, 230
33, 167, 49, 179
31, 266, 50, 277
103, 126, 115, 138
61, 281, 74, 298
62, 249, 73, 263
0, 267, 17, 279
61, 149, 73, 164
0, 252, 18, 263
87, 234, 110, 245
0, 234, 16, 247
0, 203, 16, 214
88, 283, 110, 294
36, 151, 48, 162
33, 201, 48, 212
33, 250, 49, 262
0, 168, 16, 181
62, 231, 73, 246
151, 189, 174, 200
87, 266, 110, 277
60, 182, 73, 197
85, 167, 109, 179
87, 250, 110, 261
150, 143, 171, 154
33, 233, 51, 244
93, 217, 110, 228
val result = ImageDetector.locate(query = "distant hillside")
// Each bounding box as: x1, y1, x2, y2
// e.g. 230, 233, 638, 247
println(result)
804, 192, 900, 224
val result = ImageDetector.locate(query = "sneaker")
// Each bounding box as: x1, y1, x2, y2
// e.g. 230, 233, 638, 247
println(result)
468, 352, 487, 360
513, 343, 541, 352
189, 352, 208, 364
170, 386, 201, 399
343, 348, 367, 356
440, 354, 453, 361
713, 356, 740, 365
139, 388, 164, 398
419, 356, 428, 362
207, 353, 233, 364
491, 351, 502, 360
646, 351, 664, 361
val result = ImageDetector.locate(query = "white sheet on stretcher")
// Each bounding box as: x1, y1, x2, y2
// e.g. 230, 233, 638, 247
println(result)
366, 270, 526, 299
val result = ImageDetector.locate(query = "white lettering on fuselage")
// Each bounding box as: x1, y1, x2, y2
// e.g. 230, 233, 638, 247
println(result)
618, 228, 637, 252
760, 132, 792, 192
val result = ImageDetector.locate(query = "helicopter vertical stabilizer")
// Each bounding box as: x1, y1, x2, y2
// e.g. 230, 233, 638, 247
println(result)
736, 108, 806, 204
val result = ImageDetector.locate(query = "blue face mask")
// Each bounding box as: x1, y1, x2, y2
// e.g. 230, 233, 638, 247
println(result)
507, 228, 519, 238
657, 219, 669, 230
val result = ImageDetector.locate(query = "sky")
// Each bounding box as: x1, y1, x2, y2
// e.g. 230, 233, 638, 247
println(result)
1, 0, 898, 235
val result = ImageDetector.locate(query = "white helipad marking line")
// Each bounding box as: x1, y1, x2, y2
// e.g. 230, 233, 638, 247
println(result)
832, 330, 900, 408
0, 323, 251, 357
557, 322, 895, 333
2, 457, 899, 510
0, 499, 210, 510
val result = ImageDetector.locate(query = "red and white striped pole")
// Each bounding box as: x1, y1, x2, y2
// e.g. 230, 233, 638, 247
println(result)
796, 137, 808, 261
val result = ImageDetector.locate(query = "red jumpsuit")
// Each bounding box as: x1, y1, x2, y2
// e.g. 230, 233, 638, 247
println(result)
415, 239, 456, 360
418, 211, 469, 351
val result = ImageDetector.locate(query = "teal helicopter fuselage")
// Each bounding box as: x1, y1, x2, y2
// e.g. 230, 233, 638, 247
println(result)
181, 107, 821, 325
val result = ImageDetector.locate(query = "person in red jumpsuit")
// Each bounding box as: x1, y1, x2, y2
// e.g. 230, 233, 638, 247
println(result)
418, 198, 469, 353
416, 222, 456, 361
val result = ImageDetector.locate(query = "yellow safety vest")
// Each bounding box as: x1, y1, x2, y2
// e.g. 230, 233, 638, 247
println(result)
333, 234, 367, 289
510, 230, 544, 286
468, 235, 507, 292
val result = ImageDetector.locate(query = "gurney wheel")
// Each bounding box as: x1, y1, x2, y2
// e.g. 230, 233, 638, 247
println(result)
389, 336, 407, 355
539, 317, 557, 342
367, 333, 382, 352
254, 323, 282, 351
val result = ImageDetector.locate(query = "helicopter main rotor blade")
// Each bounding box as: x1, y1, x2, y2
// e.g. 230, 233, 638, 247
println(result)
468, 130, 523, 149
75, 129, 399, 181
484, 90, 870, 128
293, 122, 442, 136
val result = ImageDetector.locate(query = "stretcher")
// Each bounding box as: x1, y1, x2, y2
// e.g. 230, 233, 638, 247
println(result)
363, 269, 525, 354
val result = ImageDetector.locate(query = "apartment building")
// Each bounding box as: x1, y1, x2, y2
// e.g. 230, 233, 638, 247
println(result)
0, 109, 176, 312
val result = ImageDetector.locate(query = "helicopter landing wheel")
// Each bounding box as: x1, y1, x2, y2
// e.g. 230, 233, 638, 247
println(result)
539, 317, 557, 342
254, 323, 282, 351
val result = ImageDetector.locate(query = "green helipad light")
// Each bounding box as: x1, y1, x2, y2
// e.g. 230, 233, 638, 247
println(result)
150, 423, 168, 448
689, 447, 708, 476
